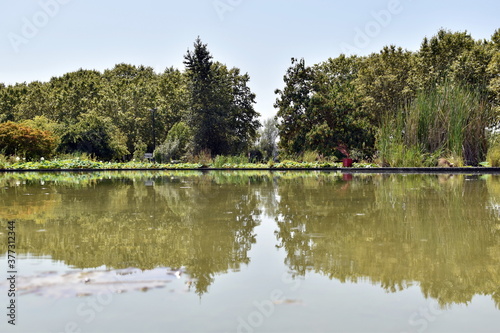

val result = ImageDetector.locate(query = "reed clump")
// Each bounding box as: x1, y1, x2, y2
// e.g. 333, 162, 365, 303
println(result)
376, 82, 492, 166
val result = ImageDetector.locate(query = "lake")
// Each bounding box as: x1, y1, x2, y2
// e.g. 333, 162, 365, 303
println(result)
1, 171, 499, 333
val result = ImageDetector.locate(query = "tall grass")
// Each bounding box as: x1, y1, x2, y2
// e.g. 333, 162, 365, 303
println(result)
487, 146, 500, 167
189, 149, 213, 165
213, 154, 250, 167
302, 151, 319, 162
377, 82, 491, 166
486, 131, 500, 167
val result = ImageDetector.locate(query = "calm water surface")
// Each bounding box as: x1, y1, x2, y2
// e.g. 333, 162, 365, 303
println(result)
0, 171, 499, 333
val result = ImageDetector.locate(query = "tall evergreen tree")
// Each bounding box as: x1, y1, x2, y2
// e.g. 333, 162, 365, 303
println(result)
184, 38, 221, 154
184, 37, 260, 156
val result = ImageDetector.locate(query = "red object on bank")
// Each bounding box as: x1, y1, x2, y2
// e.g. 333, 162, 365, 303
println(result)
342, 158, 353, 167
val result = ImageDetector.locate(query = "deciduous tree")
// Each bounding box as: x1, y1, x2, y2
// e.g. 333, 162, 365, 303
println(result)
0, 121, 57, 159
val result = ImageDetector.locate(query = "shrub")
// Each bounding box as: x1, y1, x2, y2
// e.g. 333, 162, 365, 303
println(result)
154, 138, 180, 163
0, 121, 57, 159
154, 122, 192, 162
133, 140, 148, 161
59, 112, 129, 161
0, 154, 8, 169
22, 116, 63, 149
257, 118, 279, 160
443, 154, 464, 167
189, 149, 212, 166
302, 151, 319, 162
487, 145, 500, 167
213, 155, 228, 168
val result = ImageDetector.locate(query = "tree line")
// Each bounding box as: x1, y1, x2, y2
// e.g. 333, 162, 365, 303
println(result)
1, 29, 500, 165
275, 28, 500, 165
0, 38, 260, 161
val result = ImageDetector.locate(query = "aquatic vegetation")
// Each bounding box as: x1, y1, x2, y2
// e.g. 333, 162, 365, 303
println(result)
0, 157, 346, 170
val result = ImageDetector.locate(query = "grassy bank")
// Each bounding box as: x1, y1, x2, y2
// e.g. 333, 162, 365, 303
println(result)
0, 156, 382, 170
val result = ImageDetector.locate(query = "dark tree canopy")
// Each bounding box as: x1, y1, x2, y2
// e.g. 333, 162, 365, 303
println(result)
184, 37, 260, 156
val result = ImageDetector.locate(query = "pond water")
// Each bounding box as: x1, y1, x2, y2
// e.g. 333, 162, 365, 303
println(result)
1, 171, 499, 333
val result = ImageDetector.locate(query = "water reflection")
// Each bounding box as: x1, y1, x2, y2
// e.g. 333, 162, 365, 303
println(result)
1, 171, 499, 307
0, 171, 266, 295
274, 173, 500, 308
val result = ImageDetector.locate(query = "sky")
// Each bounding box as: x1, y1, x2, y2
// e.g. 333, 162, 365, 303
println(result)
1, 0, 499, 120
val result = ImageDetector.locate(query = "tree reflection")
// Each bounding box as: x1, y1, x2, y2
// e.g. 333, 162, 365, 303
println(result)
274, 173, 500, 308
1, 171, 500, 304
0, 171, 272, 295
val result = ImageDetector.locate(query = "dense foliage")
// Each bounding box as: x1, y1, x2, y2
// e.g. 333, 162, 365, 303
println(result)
0, 121, 57, 159
184, 38, 260, 156
1, 29, 500, 166
0, 39, 260, 161
275, 28, 500, 165
153, 121, 192, 162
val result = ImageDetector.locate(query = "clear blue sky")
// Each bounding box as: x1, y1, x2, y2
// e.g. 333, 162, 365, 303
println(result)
1, 0, 499, 120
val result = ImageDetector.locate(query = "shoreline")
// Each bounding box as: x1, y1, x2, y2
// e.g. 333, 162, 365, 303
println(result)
2, 167, 500, 174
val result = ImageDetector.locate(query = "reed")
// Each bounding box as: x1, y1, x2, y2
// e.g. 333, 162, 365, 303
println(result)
213, 154, 250, 167
302, 150, 319, 162
376, 81, 491, 166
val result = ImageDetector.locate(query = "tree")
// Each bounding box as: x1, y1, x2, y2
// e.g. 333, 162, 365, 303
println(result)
274, 58, 315, 155
13, 81, 51, 121
355, 46, 417, 125
154, 121, 192, 162
416, 29, 476, 88
309, 55, 374, 156
212, 63, 260, 154
47, 69, 104, 122
0, 83, 26, 123
257, 118, 279, 160
156, 67, 189, 135
487, 30, 500, 120
275, 56, 375, 157
184, 38, 219, 154
21, 116, 63, 150
184, 38, 260, 156
449, 40, 494, 90
101, 64, 161, 153
59, 111, 129, 160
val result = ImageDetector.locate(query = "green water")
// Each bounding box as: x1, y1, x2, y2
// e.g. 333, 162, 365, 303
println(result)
1, 171, 499, 332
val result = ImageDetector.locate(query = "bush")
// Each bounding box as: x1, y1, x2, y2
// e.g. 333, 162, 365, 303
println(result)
133, 140, 148, 161
154, 138, 180, 163
213, 155, 251, 167
59, 112, 129, 161
188, 149, 212, 166
154, 122, 192, 162
257, 118, 279, 160
22, 116, 63, 149
213, 155, 228, 168
0, 121, 57, 159
302, 151, 319, 162
487, 145, 500, 167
